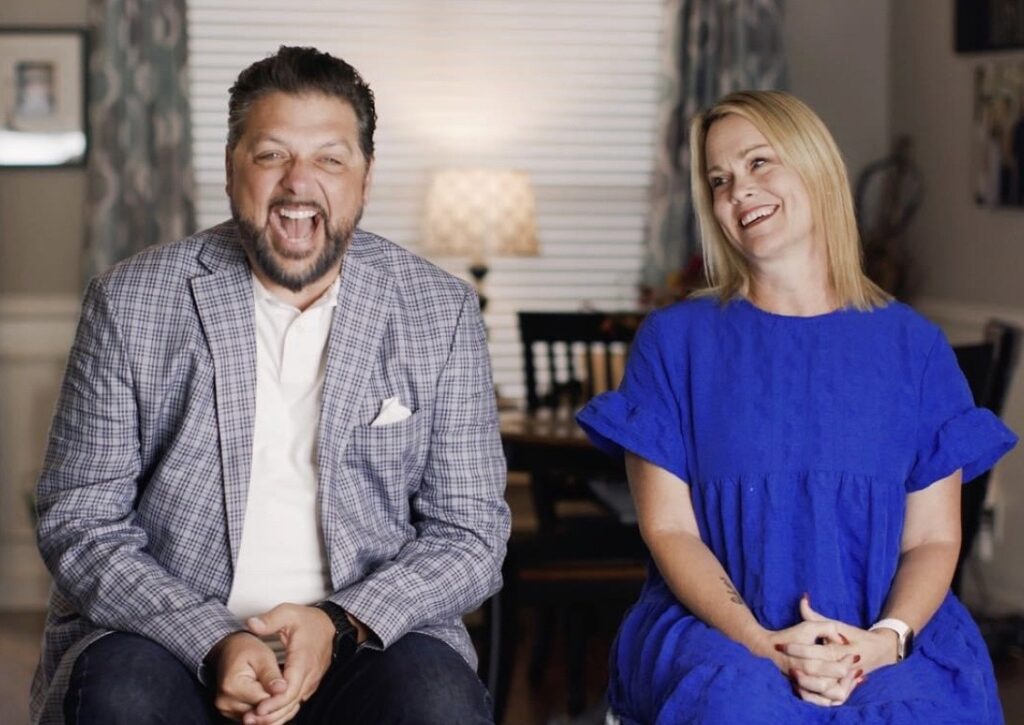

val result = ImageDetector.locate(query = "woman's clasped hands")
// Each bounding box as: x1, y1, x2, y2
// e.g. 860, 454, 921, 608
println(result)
757, 594, 900, 707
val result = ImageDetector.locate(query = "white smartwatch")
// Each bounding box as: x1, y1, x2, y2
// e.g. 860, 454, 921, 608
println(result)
869, 617, 914, 661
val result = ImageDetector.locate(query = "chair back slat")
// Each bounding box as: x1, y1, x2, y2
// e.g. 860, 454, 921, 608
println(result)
602, 341, 615, 398
583, 343, 597, 402
545, 342, 559, 407
953, 321, 1021, 413
954, 341, 997, 406
984, 321, 1021, 417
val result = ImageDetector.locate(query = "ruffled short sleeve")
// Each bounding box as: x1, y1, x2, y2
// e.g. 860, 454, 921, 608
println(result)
576, 310, 689, 482
906, 330, 1018, 492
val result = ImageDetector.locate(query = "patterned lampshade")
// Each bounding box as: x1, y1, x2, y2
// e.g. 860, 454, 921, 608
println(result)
423, 169, 539, 262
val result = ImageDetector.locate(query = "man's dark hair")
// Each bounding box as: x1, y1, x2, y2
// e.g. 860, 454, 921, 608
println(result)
227, 46, 376, 160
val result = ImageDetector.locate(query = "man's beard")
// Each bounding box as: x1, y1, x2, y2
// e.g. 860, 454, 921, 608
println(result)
231, 199, 362, 292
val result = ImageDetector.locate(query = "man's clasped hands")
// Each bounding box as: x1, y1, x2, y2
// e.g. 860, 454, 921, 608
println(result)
207, 603, 369, 725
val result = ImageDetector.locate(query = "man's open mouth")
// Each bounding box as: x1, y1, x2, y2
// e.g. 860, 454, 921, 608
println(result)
271, 205, 323, 240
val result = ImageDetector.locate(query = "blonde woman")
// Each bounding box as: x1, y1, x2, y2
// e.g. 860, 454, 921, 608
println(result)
578, 91, 1016, 723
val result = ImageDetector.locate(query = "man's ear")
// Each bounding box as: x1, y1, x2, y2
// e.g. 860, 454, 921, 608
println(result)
362, 162, 374, 205
224, 145, 233, 195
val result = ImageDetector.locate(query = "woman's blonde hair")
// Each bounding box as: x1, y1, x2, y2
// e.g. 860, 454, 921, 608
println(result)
688, 90, 890, 309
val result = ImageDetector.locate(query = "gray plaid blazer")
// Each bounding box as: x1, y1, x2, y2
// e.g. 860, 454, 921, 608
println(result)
31, 222, 510, 724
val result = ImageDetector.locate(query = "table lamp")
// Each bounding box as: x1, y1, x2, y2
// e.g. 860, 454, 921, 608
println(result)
423, 168, 538, 311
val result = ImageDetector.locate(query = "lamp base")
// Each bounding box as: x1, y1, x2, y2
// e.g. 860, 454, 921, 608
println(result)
468, 262, 489, 313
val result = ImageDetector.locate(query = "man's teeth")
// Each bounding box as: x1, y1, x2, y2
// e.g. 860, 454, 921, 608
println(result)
278, 208, 317, 220
741, 207, 775, 227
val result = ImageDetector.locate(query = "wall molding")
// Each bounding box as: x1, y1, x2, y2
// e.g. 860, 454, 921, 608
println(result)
0, 293, 80, 361
0, 543, 51, 611
0, 293, 79, 610
914, 296, 1024, 341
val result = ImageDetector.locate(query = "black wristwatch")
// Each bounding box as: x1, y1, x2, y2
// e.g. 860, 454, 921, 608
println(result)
314, 601, 357, 658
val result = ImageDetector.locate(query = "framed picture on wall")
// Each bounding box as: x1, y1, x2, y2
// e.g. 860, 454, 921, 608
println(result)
0, 28, 88, 167
957, 0, 1024, 52
972, 61, 1024, 208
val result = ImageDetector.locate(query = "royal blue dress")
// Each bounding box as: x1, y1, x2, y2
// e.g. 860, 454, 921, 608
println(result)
577, 297, 1017, 724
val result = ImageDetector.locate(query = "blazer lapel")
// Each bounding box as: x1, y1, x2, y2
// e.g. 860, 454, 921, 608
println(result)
317, 243, 396, 554
191, 229, 257, 567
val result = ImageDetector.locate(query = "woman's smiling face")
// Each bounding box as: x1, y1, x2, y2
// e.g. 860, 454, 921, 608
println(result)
703, 114, 817, 267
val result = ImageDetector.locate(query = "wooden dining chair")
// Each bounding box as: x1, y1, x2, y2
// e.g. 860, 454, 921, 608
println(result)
952, 319, 1020, 598
487, 311, 648, 720
519, 311, 645, 527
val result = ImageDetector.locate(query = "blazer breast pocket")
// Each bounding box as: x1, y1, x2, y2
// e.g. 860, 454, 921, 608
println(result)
344, 409, 430, 496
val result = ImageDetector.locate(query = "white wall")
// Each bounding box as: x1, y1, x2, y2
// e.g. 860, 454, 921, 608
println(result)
785, 0, 891, 182
892, 0, 1024, 308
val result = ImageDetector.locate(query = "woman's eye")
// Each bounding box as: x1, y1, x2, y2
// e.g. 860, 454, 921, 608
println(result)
751, 157, 767, 169
710, 176, 727, 188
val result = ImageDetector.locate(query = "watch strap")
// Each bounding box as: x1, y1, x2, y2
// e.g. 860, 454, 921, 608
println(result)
314, 601, 356, 657
869, 617, 913, 661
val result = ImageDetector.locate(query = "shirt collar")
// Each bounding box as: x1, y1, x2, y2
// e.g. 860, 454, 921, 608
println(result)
251, 272, 341, 313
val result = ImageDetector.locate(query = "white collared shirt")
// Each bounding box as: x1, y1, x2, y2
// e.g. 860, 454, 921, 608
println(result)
226, 273, 340, 619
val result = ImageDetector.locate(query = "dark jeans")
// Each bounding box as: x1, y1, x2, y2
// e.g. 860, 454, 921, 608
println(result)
64, 631, 494, 724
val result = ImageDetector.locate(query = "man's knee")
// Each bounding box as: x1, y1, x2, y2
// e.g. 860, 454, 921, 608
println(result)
394, 664, 493, 725
346, 634, 493, 724
65, 633, 210, 724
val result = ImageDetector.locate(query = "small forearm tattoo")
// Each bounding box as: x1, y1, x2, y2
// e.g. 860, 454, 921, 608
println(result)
721, 576, 745, 605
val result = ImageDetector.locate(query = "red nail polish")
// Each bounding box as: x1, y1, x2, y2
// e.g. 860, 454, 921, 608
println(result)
855, 669, 864, 679
839, 633, 851, 645
774, 644, 786, 652
789, 668, 800, 680
853, 654, 861, 663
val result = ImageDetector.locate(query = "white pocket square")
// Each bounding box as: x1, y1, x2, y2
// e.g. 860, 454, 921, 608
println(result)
371, 396, 412, 426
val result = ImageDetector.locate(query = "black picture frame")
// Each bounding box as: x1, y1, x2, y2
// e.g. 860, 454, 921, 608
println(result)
0, 27, 88, 168
957, 0, 1024, 53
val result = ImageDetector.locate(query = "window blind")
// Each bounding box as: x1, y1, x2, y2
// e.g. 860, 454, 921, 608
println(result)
187, 0, 662, 400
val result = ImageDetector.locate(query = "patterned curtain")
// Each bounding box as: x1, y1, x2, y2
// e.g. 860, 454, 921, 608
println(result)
83, 0, 196, 281
643, 0, 787, 293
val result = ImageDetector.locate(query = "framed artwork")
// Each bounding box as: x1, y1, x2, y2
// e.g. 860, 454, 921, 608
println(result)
972, 61, 1024, 208
957, 0, 1024, 53
0, 28, 88, 167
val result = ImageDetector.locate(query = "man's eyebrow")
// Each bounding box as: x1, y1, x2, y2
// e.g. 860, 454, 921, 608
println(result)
251, 134, 286, 145
249, 136, 355, 151
706, 143, 772, 174
317, 139, 355, 152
